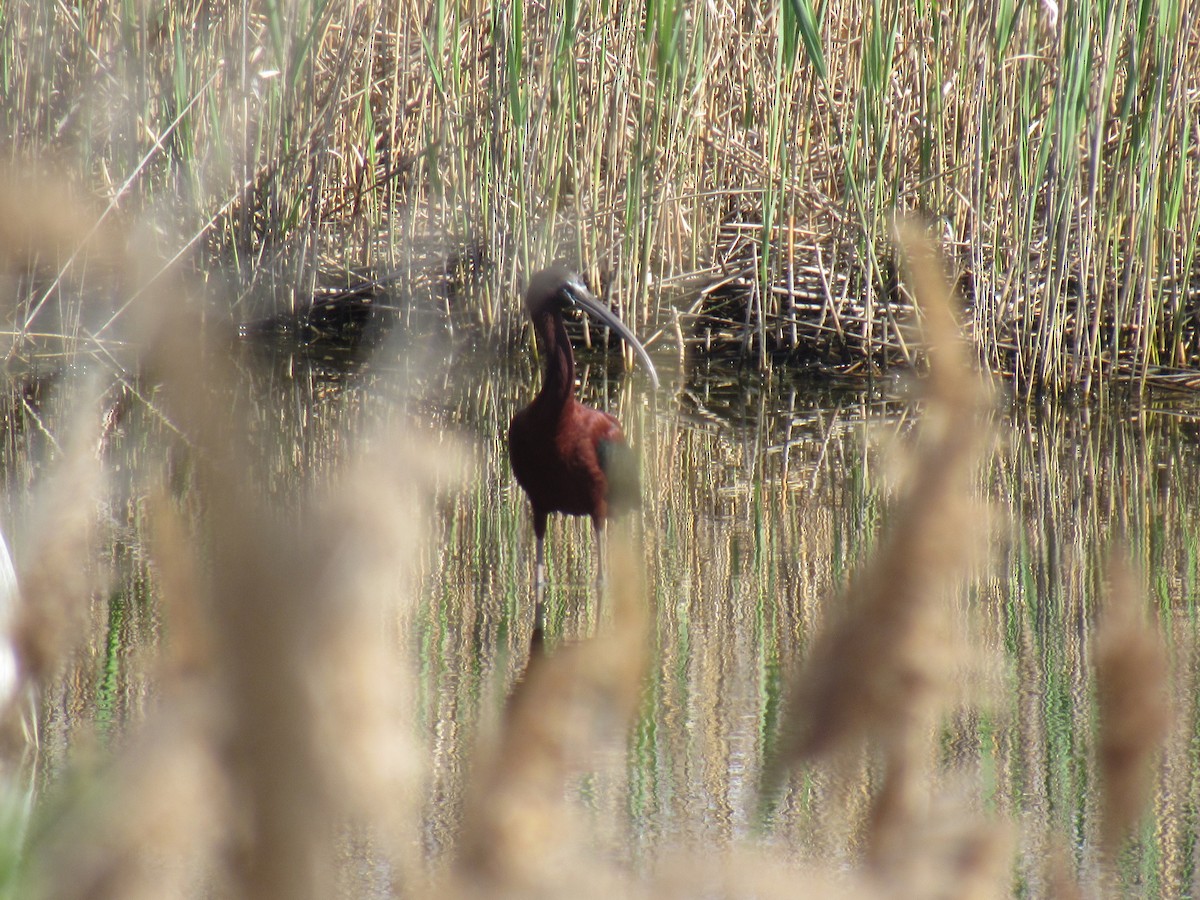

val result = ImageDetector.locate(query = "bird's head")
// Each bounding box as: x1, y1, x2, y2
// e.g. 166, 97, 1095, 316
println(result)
523, 267, 659, 389
523, 266, 589, 318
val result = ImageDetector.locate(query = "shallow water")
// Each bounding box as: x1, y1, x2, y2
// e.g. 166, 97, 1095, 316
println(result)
7, 336, 1200, 895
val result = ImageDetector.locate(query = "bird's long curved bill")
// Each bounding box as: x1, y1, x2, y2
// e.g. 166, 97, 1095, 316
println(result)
572, 291, 660, 390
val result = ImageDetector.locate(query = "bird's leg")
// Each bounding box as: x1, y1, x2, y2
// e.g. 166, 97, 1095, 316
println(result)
593, 520, 607, 628
594, 522, 606, 590
533, 529, 547, 639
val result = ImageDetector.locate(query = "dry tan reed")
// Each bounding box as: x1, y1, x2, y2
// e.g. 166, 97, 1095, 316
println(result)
652, 846, 875, 900
20, 295, 458, 897
1043, 837, 1085, 900
0, 172, 116, 284
145, 490, 213, 682
156, 313, 455, 897
307, 427, 456, 896
145, 307, 338, 898
764, 220, 996, 882
24, 677, 229, 899
450, 525, 648, 899
0, 180, 109, 729
5, 396, 106, 730
7, 1, 1195, 384
1094, 557, 1170, 861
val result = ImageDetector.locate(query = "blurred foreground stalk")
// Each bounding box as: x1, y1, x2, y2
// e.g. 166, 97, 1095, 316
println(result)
450, 524, 649, 899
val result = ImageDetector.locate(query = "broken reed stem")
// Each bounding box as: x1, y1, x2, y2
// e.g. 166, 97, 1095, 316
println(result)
1094, 558, 1170, 863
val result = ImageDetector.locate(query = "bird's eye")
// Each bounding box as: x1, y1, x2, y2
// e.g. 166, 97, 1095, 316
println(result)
561, 281, 586, 306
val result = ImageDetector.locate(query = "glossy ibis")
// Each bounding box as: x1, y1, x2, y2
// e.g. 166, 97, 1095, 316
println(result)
508, 267, 658, 632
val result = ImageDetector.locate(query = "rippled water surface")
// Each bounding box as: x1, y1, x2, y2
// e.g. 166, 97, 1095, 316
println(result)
8, 334, 1200, 895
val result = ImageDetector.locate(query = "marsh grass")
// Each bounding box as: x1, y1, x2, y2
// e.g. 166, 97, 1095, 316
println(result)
3, 1, 1197, 386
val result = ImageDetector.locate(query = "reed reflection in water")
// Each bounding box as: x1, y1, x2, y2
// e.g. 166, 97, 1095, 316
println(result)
5, 342, 1200, 895
418, 352, 1200, 893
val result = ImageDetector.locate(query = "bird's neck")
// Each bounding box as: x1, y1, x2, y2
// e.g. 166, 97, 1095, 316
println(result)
533, 311, 575, 411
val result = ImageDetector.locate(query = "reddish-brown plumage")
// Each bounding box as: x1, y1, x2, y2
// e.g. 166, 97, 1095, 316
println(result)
507, 268, 657, 621
509, 384, 625, 534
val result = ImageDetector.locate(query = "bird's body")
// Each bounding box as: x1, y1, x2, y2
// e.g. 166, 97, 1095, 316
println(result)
507, 268, 657, 630
509, 402, 624, 526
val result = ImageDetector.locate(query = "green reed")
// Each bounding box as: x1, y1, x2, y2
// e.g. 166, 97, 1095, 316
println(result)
3, 1, 1198, 380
